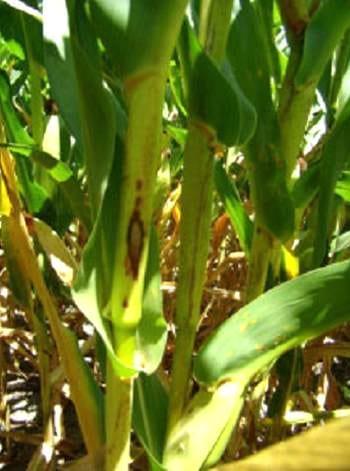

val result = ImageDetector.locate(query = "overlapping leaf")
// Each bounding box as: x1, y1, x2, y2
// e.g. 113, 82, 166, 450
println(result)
178, 19, 256, 147
90, 0, 188, 78
295, 0, 350, 89
228, 0, 294, 241
194, 259, 350, 386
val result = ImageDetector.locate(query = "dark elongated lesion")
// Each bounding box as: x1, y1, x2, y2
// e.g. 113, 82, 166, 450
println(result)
125, 207, 144, 280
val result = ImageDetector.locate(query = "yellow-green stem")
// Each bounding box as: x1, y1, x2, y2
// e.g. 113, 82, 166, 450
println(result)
167, 0, 234, 434
106, 75, 166, 470
105, 365, 133, 471
109, 74, 166, 364
167, 122, 214, 433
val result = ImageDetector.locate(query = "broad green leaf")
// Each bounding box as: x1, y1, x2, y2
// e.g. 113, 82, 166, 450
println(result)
228, 0, 294, 241
66, 0, 117, 217
211, 416, 350, 471
163, 382, 246, 471
178, 19, 256, 147
43, 0, 83, 151
194, 259, 350, 386
295, 0, 350, 89
90, 0, 189, 78
133, 373, 168, 470
214, 159, 253, 255
258, 0, 281, 85
312, 119, 350, 268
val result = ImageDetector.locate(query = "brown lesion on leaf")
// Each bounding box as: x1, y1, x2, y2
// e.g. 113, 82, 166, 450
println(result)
135, 196, 142, 208
136, 179, 143, 191
125, 204, 145, 280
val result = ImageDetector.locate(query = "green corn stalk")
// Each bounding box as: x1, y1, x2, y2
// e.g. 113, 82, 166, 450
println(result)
85, 2, 189, 468
167, 0, 237, 433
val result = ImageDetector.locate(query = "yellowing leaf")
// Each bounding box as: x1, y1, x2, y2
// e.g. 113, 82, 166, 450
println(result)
212, 416, 350, 471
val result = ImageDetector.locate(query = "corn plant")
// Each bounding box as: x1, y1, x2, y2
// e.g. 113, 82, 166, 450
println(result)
1, 0, 350, 470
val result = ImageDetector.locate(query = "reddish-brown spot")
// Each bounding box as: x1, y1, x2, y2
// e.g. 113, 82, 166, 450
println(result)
24, 214, 35, 234
136, 179, 143, 191
126, 209, 145, 280
135, 196, 142, 208
122, 298, 128, 309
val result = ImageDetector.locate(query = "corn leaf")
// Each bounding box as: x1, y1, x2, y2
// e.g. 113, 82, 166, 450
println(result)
90, 0, 188, 78
72, 213, 137, 378
228, 0, 294, 241
136, 226, 167, 374
295, 0, 350, 89
58, 323, 106, 448
312, 118, 350, 268
163, 382, 246, 471
43, 0, 83, 151
194, 259, 350, 386
33, 218, 78, 286
211, 416, 350, 471
178, 19, 256, 147
292, 162, 320, 210
133, 373, 168, 470
66, 0, 117, 217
